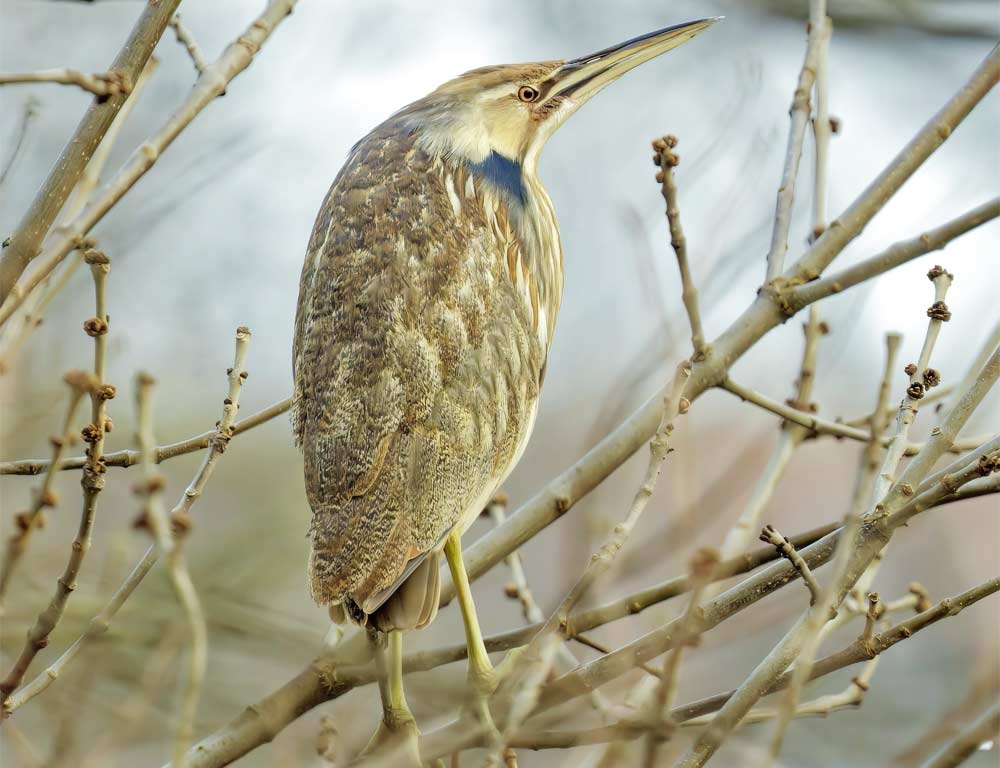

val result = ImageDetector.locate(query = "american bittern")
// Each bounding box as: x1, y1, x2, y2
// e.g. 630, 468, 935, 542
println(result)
293, 17, 718, 757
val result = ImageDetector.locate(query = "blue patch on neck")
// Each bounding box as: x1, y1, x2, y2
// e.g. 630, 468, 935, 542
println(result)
467, 151, 525, 206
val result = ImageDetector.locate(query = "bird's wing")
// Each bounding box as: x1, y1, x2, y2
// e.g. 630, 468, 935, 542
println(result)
293, 122, 545, 614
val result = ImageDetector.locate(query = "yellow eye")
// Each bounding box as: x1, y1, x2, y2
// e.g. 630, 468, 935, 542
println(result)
517, 85, 539, 103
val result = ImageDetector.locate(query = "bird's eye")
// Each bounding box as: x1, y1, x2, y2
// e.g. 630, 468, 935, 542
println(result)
517, 85, 539, 103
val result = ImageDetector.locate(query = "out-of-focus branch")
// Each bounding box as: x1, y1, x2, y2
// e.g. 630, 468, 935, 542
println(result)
169, 15, 209, 75
0, 375, 88, 601
0, 0, 181, 303
0, 96, 39, 188
920, 702, 1000, 768
5, 330, 254, 725
0, 397, 292, 475
655, 135, 706, 357
0, 373, 97, 707
0, 69, 131, 97
0, 0, 300, 327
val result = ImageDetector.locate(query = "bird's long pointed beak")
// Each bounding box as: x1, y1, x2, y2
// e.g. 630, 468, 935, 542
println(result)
545, 18, 721, 107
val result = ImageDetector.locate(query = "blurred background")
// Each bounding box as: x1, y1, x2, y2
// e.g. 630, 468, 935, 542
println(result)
1, 1, 998, 766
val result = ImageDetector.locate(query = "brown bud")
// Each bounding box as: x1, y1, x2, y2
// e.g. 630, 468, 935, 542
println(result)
15, 511, 35, 532
926, 265, 950, 281
829, 115, 842, 133
38, 489, 59, 508
83, 317, 108, 337
239, 370, 249, 380
664, 135, 679, 148
652, 138, 667, 151
926, 301, 951, 322
652, 153, 662, 166
922, 369, 940, 388
82, 248, 109, 266
655, 170, 665, 183
906, 381, 925, 400
678, 397, 690, 415
103, 417, 114, 433
503, 582, 519, 600
818, 321, 831, 335
96, 384, 117, 400
81, 423, 102, 443
664, 151, 680, 167
904, 363, 918, 377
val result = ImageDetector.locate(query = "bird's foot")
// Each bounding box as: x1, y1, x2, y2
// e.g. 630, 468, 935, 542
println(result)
356, 707, 421, 767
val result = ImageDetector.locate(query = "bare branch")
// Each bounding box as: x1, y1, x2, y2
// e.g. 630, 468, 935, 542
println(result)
0, 0, 182, 303
0, 397, 292, 475
921, 702, 1000, 768
0, 376, 88, 602
787, 44, 1000, 285
0, 68, 131, 97
787, 199, 1000, 311
655, 135, 706, 357
764, 8, 830, 282
169, 15, 209, 75
0, 0, 301, 327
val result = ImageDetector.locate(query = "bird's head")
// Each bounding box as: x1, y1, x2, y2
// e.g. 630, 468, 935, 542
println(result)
403, 18, 720, 173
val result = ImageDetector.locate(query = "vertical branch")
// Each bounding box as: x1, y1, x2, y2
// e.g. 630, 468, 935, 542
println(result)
0, 252, 114, 705
0, 378, 87, 602
654, 135, 706, 358
643, 548, 720, 767
0, 373, 97, 707
764, 1, 829, 283
761, 271, 952, 763
4, 330, 254, 717
134, 373, 206, 768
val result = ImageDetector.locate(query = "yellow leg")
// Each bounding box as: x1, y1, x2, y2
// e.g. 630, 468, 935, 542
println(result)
444, 529, 500, 737
361, 630, 420, 764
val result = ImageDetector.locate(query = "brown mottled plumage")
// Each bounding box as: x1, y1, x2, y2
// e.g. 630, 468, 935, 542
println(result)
293, 111, 559, 629
292, 20, 717, 640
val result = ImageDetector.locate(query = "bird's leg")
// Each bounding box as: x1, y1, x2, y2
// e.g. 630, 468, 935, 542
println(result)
444, 529, 500, 734
361, 629, 420, 764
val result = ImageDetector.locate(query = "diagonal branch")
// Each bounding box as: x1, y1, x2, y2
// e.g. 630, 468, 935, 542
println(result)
0, 0, 182, 303
0, 0, 301, 328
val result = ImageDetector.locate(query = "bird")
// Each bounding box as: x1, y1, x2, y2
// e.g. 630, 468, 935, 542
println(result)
292, 17, 718, 757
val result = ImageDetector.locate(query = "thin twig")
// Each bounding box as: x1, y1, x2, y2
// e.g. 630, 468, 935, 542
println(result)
786, 199, 1000, 311
0, 397, 292, 475
764, 3, 829, 283
0, 373, 97, 706
655, 135, 706, 357
759, 525, 822, 605
0, 96, 39, 188
0, 378, 87, 602
169, 15, 209, 75
0, 69, 132, 97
